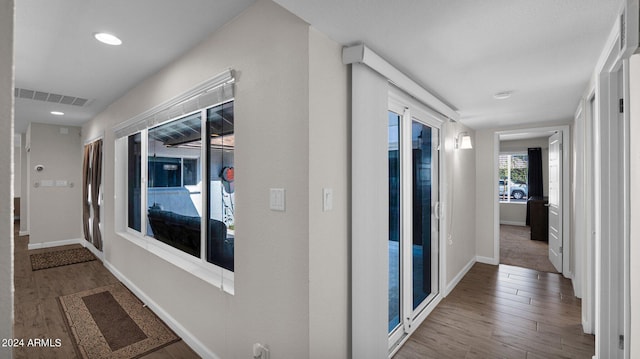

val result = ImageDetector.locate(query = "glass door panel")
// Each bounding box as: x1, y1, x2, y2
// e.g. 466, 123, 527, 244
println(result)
388, 111, 401, 334
411, 121, 432, 309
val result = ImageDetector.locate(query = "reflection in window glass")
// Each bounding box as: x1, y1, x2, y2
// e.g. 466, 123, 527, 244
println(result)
183, 158, 198, 186
149, 157, 181, 187
411, 121, 434, 309
207, 102, 235, 271
388, 111, 401, 334
147, 113, 202, 257
127, 133, 142, 232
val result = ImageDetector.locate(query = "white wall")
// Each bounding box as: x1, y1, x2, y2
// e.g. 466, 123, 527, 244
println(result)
82, 1, 351, 357
629, 53, 640, 359
444, 121, 476, 286
308, 28, 349, 359
499, 137, 550, 225
26, 123, 82, 247
350, 63, 389, 359
475, 129, 497, 261
0, 0, 13, 357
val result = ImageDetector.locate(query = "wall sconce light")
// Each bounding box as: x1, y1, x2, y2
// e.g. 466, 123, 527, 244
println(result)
455, 132, 473, 150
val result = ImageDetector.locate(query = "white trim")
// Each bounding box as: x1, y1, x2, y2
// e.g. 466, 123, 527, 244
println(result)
27, 238, 82, 250
18, 230, 29, 236
476, 256, 499, 265
444, 257, 475, 296
572, 100, 585, 299
500, 221, 526, 227
493, 134, 500, 264
114, 69, 234, 139
622, 56, 632, 359
582, 91, 597, 334
592, 26, 632, 356
116, 230, 234, 294
103, 260, 219, 359
388, 295, 443, 358
80, 239, 104, 261
620, 0, 640, 58
343, 44, 459, 121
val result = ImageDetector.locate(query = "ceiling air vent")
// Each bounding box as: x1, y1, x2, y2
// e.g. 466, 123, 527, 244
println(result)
14, 87, 90, 107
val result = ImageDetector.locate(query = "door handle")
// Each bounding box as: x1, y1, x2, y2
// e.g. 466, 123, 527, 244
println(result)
544, 204, 550, 207
434, 202, 441, 219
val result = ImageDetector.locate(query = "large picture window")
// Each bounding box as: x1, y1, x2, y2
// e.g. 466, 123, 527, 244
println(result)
116, 70, 235, 290
124, 100, 235, 272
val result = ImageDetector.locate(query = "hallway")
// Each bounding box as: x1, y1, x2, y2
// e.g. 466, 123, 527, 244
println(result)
393, 263, 594, 358
12, 223, 199, 359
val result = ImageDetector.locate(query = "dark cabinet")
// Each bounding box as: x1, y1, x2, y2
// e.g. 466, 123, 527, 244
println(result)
529, 197, 548, 241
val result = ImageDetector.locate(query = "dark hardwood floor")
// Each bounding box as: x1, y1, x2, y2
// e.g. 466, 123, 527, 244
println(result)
394, 263, 594, 359
13, 223, 200, 359
14, 220, 593, 359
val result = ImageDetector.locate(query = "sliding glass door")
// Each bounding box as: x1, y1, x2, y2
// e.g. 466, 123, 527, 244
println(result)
388, 95, 440, 350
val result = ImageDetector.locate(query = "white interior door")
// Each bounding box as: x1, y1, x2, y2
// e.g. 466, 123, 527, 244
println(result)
548, 132, 562, 272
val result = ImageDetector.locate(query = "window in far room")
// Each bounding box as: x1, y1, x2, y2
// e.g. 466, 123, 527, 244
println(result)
499, 153, 528, 203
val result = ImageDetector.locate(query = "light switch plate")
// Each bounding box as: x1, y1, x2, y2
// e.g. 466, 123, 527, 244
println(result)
323, 188, 333, 211
270, 188, 285, 211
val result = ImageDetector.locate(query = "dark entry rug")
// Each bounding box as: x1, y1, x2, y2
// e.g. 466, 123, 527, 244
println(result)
58, 283, 179, 359
30, 247, 96, 271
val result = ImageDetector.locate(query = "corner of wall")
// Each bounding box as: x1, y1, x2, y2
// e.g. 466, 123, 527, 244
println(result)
308, 26, 350, 359
0, 0, 14, 356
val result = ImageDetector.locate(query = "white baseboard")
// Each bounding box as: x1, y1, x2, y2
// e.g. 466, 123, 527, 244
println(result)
476, 256, 499, 265
103, 261, 219, 359
445, 257, 476, 296
18, 230, 29, 236
500, 221, 526, 226
80, 241, 104, 261
28, 238, 83, 250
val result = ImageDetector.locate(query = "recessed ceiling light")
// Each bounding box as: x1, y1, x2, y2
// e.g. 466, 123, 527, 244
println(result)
493, 91, 513, 100
93, 32, 122, 46
51, 111, 64, 116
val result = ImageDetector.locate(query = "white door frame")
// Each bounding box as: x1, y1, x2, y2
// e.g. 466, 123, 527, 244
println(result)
494, 125, 571, 276
388, 87, 445, 357
594, 37, 631, 359
580, 91, 597, 335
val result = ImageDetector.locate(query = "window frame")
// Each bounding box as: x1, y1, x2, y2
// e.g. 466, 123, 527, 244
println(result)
119, 101, 235, 294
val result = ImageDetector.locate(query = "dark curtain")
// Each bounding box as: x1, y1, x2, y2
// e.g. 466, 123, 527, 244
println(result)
526, 147, 543, 225
82, 144, 92, 243
91, 140, 103, 250
82, 140, 104, 251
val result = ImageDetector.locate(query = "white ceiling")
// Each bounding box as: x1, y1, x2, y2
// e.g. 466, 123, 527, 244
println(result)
14, 0, 256, 133
14, 0, 622, 133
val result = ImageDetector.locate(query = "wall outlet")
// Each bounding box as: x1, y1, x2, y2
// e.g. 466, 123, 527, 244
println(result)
269, 188, 285, 211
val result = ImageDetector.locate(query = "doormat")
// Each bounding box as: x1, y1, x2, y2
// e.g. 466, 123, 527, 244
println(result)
30, 247, 96, 271
58, 283, 180, 359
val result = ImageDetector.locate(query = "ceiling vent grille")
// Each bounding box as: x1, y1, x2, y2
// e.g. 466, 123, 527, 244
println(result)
14, 88, 90, 107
